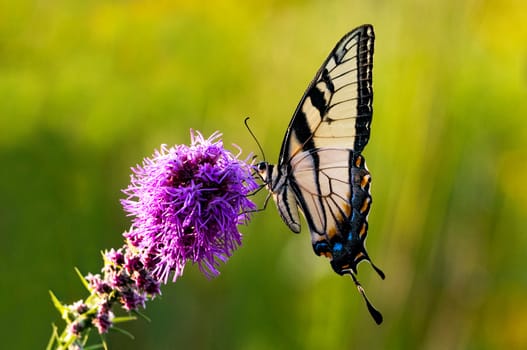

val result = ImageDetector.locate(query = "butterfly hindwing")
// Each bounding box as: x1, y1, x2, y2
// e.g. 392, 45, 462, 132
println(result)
288, 149, 374, 271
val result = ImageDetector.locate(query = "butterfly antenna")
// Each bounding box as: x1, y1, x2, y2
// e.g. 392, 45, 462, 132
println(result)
244, 117, 266, 161
345, 270, 383, 325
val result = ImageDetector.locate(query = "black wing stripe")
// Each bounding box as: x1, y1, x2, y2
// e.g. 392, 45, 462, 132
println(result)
291, 112, 316, 151
311, 149, 328, 233
307, 86, 329, 116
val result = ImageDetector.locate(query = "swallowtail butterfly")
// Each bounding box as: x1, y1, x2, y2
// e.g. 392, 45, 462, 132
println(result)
257, 24, 384, 324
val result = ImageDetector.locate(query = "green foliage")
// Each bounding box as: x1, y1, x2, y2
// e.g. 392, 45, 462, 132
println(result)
1, 0, 526, 349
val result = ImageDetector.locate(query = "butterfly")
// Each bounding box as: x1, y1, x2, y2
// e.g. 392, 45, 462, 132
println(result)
257, 24, 385, 324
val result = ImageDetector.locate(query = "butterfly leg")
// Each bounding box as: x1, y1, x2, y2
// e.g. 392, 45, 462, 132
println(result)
242, 190, 272, 215
246, 183, 267, 197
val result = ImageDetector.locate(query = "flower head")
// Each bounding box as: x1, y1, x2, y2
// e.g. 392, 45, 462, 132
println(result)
121, 130, 258, 283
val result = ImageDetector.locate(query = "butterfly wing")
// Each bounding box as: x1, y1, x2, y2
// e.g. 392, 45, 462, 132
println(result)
277, 24, 374, 166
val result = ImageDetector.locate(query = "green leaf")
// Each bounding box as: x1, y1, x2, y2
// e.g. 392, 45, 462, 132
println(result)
113, 315, 137, 324
62, 335, 78, 350
111, 325, 136, 340
112, 316, 137, 323
75, 267, 91, 291
49, 290, 66, 315
45, 323, 59, 350
133, 309, 152, 322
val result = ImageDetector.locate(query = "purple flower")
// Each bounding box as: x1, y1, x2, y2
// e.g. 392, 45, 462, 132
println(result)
86, 273, 112, 295
68, 320, 86, 336
92, 302, 114, 334
51, 130, 257, 346
121, 130, 258, 283
120, 288, 147, 311
70, 300, 88, 315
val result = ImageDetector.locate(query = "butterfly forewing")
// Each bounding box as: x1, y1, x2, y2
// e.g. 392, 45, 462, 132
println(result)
278, 25, 374, 165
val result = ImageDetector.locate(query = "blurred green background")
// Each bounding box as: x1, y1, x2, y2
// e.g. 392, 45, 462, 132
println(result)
1, 0, 526, 349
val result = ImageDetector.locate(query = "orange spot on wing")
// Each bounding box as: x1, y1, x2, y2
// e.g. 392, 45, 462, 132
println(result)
359, 223, 367, 237
354, 155, 363, 167
321, 251, 333, 259
327, 227, 337, 239
360, 174, 371, 189
354, 252, 365, 262
343, 202, 351, 217
360, 197, 371, 213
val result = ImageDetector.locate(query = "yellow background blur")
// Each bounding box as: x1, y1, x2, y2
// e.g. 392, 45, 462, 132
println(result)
1, 1, 526, 349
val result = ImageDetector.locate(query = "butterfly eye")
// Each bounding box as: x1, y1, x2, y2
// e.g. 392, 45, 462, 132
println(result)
257, 162, 267, 173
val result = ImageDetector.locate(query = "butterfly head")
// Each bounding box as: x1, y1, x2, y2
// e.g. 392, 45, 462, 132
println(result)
256, 161, 273, 185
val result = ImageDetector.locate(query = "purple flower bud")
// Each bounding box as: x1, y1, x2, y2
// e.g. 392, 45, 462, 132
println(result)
120, 289, 147, 311
124, 254, 142, 274
143, 278, 161, 296
70, 300, 88, 315
105, 248, 125, 265
92, 303, 114, 334
107, 270, 130, 289
137, 272, 161, 296
86, 273, 112, 295
68, 319, 86, 336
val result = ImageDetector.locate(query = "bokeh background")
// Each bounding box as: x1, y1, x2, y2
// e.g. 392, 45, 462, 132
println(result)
1, 0, 526, 349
